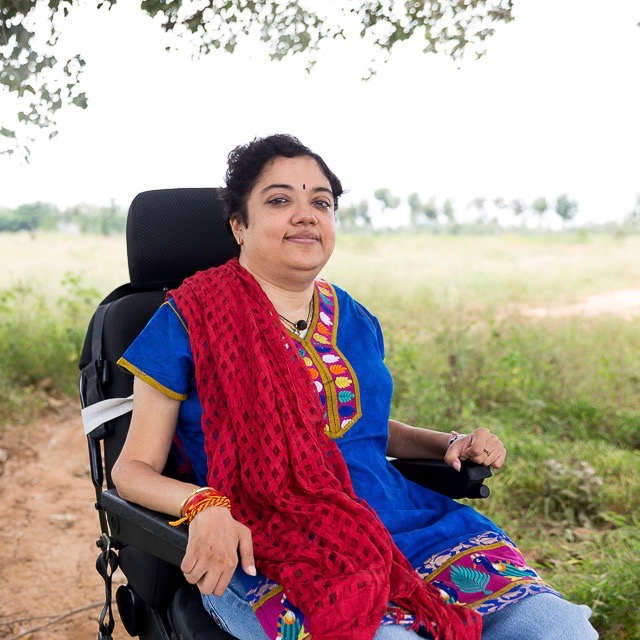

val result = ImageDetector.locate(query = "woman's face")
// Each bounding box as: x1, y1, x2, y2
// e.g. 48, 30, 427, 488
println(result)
231, 155, 337, 287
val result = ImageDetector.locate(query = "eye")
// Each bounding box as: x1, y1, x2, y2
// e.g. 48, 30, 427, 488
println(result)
267, 197, 289, 205
314, 199, 332, 209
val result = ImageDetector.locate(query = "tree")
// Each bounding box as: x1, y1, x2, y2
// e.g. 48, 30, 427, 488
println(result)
554, 194, 578, 225
62, 200, 126, 234
93, 201, 126, 234
441, 198, 455, 224
14, 201, 59, 233
374, 188, 400, 216
407, 193, 441, 228
492, 196, 509, 224
407, 192, 423, 228
531, 197, 549, 227
467, 196, 487, 222
0, 207, 19, 232
336, 199, 371, 230
422, 197, 439, 223
1, 0, 515, 156
625, 194, 640, 227
510, 198, 527, 227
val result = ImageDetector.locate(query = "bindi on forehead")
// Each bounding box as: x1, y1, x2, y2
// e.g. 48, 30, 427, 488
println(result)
303, 183, 306, 190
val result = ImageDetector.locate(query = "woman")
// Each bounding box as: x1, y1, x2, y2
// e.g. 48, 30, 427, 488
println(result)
112, 134, 597, 640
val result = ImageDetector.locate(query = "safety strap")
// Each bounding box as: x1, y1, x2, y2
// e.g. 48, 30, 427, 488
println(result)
81, 303, 111, 408
82, 395, 134, 435
96, 534, 119, 640
82, 302, 128, 639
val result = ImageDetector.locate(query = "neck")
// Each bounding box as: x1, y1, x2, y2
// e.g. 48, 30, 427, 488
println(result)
238, 260, 315, 320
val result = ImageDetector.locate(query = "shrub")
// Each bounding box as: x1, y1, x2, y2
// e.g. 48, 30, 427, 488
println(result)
0, 275, 99, 425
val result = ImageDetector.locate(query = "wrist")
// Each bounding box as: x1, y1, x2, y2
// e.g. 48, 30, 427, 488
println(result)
169, 486, 231, 527
447, 431, 466, 449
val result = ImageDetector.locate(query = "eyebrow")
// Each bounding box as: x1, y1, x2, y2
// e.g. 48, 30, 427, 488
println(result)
260, 183, 334, 198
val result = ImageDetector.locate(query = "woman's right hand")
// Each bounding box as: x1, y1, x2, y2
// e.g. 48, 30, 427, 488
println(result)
112, 378, 256, 595
181, 506, 256, 595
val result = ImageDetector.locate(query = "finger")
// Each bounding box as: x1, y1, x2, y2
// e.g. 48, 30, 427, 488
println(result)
487, 447, 506, 469
482, 448, 498, 467
238, 526, 257, 576
462, 431, 495, 461
182, 558, 204, 586
458, 438, 480, 461
464, 427, 484, 450
470, 445, 495, 465
181, 548, 197, 578
443, 446, 463, 472
476, 440, 505, 468
209, 564, 236, 597
196, 568, 223, 595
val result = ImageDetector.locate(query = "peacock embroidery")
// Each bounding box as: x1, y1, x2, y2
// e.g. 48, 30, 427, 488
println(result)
276, 605, 310, 640
433, 580, 459, 604
471, 553, 538, 580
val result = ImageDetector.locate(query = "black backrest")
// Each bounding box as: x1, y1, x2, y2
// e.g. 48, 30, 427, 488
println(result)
80, 188, 239, 486
87, 290, 168, 488
79, 188, 239, 611
126, 187, 239, 291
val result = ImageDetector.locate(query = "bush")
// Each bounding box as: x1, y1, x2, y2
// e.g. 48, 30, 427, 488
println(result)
0, 275, 99, 425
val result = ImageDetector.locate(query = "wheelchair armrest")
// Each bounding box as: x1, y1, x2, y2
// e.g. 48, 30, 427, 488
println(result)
390, 458, 492, 499
99, 459, 490, 570
101, 488, 187, 567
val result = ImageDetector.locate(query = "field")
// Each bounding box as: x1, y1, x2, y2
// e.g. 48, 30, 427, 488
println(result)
1, 230, 639, 639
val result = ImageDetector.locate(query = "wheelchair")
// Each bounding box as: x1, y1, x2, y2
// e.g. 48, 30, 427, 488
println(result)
79, 187, 492, 640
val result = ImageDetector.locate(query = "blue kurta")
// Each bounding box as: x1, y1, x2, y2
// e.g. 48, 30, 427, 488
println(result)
119, 280, 558, 634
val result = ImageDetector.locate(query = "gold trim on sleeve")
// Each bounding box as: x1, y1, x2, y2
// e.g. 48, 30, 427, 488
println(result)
117, 356, 188, 401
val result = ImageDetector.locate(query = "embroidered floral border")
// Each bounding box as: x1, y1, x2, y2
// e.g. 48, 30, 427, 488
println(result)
416, 530, 562, 615
292, 280, 362, 439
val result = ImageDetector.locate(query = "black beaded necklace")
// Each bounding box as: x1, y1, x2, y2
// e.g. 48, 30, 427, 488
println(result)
278, 297, 313, 335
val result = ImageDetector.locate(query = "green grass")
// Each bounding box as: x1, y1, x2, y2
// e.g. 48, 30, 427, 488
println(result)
0, 231, 127, 294
0, 273, 101, 423
1, 230, 639, 637
0, 232, 126, 422
329, 233, 640, 638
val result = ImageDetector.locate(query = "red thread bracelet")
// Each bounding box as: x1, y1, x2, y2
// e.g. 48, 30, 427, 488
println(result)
169, 487, 231, 526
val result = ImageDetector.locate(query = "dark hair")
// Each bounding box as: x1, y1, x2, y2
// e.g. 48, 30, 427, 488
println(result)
220, 134, 343, 227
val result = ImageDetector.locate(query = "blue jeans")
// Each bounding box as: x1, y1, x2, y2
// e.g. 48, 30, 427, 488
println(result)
201, 574, 598, 639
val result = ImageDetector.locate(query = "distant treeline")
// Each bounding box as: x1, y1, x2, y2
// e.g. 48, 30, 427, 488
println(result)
2, 193, 640, 234
339, 191, 640, 231
0, 201, 126, 234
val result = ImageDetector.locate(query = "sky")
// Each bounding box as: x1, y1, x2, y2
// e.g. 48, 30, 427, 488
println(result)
1, 0, 639, 226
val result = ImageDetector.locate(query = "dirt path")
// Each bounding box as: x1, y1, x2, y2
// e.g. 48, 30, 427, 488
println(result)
0, 402, 125, 639
516, 288, 640, 320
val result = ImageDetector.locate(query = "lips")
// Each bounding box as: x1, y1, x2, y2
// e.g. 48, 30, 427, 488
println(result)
285, 233, 319, 241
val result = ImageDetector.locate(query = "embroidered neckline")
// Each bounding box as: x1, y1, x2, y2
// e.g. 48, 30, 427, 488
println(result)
290, 280, 361, 439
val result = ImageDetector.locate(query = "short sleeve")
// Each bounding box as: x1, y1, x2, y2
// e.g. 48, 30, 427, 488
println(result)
356, 302, 385, 360
117, 299, 193, 400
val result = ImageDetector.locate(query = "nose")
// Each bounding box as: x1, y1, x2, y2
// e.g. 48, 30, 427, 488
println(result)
292, 204, 317, 224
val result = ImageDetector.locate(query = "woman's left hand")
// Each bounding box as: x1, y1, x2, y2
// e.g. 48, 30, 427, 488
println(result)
444, 427, 506, 472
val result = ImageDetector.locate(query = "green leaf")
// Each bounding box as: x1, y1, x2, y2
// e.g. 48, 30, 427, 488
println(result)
450, 565, 491, 594
71, 92, 88, 108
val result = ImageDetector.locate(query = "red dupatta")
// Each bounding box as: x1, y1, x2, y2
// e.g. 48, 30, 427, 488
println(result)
170, 257, 481, 640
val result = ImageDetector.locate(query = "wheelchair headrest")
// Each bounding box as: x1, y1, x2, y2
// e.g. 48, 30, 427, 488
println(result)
126, 188, 240, 289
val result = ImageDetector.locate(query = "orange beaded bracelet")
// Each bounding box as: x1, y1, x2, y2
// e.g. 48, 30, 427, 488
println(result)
169, 487, 231, 527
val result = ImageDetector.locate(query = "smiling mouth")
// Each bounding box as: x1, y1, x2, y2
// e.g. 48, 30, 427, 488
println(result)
286, 235, 319, 242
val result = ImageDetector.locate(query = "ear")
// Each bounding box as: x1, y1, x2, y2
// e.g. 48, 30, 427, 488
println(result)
229, 215, 244, 245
